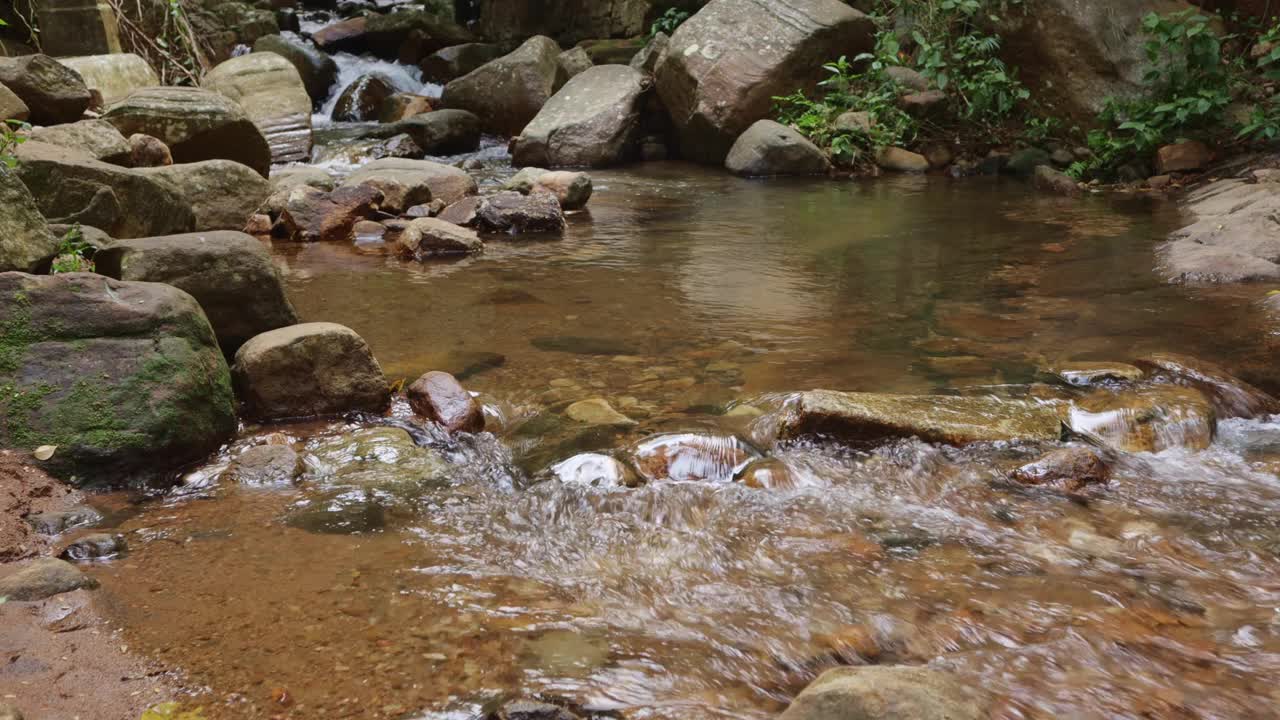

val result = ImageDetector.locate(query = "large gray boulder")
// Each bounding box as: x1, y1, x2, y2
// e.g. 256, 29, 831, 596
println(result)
0, 272, 236, 483
13, 141, 196, 239
442, 36, 564, 135
95, 231, 298, 355
341, 158, 478, 207
232, 322, 390, 421
204, 52, 313, 164
1002, 0, 1203, 119
725, 119, 830, 176
103, 86, 272, 177
0, 165, 59, 273
770, 390, 1065, 446
136, 160, 272, 232
1160, 179, 1280, 283
252, 34, 339, 106
420, 43, 505, 83
780, 666, 992, 720
28, 119, 132, 165
512, 64, 648, 168
0, 54, 91, 125
56, 54, 159, 106
656, 0, 874, 164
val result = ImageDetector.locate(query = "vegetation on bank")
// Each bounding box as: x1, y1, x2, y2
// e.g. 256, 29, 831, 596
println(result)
775, 0, 1280, 181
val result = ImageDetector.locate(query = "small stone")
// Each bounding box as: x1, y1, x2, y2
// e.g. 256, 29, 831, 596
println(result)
0, 558, 97, 601
27, 506, 102, 536
128, 133, 171, 167
533, 171, 593, 210
1010, 446, 1111, 492
1155, 140, 1212, 175
565, 398, 635, 426
1032, 165, 1081, 196
876, 147, 929, 173
1147, 174, 1172, 189
60, 532, 126, 561
1050, 148, 1074, 166
407, 371, 484, 433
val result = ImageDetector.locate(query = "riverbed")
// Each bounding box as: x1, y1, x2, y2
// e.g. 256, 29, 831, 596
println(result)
79, 166, 1280, 720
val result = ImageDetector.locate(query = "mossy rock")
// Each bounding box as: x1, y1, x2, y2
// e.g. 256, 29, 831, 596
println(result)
0, 272, 236, 486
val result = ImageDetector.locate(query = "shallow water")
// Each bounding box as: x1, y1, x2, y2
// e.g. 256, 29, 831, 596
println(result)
85, 166, 1280, 719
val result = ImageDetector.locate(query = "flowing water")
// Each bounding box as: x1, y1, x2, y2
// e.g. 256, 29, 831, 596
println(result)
81, 166, 1280, 720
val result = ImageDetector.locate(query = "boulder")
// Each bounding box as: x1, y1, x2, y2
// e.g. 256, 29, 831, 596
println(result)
0, 81, 29, 122
135, 160, 272, 232
213, 1, 279, 45
1135, 353, 1278, 419
1002, 0, 1207, 119
0, 272, 236, 482
773, 390, 1065, 446
438, 196, 482, 226
725, 119, 830, 176
13, 141, 196, 239
1032, 165, 1081, 196
476, 191, 566, 234
407, 370, 484, 432
204, 52, 313, 164
630, 32, 668, 75
885, 65, 929, 91
29, 119, 131, 165
103, 86, 272, 177
272, 185, 382, 242
875, 146, 929, 173
1006, 147, 1052, 177
312, 17, 368, 54
252, 34, 339, 106
834, 111, 873, 134
232, 322, 390, 420
1067, 386, 1215, 453
512, 64, 649, 168
362, 10, 474, 62
342, 158, 478, 206
655, 0, 874, 164
1155, 140, 1212, 174
0, 558, 97, 601
898, 89, 948, 117
477, 0, 652, 45
128, 133, 171, 167
56, 53, 158, 106
60, 532, 126, 561
379, 92, 433, 123
397, 217, 483, 258
558, 46, 594, 80
94, 231, 298, 354
332, 73, 395, 123
578, 37, 647, 64
442, 35, 563, 135
534, 171, 593, 210
397, 109, 482, 155
780, 666, 991, 720
420, 43, 506, 83
1160, 179, 1280, 282
0, 54, 92, 125
367, 133, 425, 160
0, 164, 60, 273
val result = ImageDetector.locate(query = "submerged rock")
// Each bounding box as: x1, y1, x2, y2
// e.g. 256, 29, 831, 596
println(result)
442, 35, 563, 135
232, 322, 390, 421
0, 272, 236, 483
775, 390, 1065, 447
0, 54, 91, 125
408, 371, 484, 432
726, 119, 831, 177
512, 64, 648, 168
342, 158, 478, 206
655, 0, 873, 164
1136, 353, 1278, 419
780, 666, 991, 720
565, 398, 635, 427
0, 558, 97, 601
1067, 386, 1215, 453
303, 427, 449, 489
60, 532, 125, 561
94, 231, 298, 355
1010, 445, 1111, 492
102, 86, 272, 177
549, 452, 637, 488
224, 444, 301, 486
630, 433, 759, 483
28, 507, 102, 536
531, 336, 636, 356
1046, 361, 1144, 387
735, 457, 796, 489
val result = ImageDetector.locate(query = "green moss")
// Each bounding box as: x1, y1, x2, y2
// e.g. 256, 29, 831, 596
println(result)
1, 382, 55, 449
0, 302, 38, 373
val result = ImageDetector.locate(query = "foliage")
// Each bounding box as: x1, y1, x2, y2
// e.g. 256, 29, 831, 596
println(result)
51, 225, 95, 275
108, 0, 208, 85
1070, 10, 1245, 179
0, 119, 29, 169
649, 7, 689, 39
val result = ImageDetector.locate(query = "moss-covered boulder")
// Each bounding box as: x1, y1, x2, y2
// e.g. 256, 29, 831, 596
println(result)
0, 272, 236, 485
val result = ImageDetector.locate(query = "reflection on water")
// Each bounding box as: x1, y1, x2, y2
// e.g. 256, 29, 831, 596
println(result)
86, 166, 1280, 720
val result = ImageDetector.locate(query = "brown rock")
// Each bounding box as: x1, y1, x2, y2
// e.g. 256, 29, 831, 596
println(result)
899, 89, 948, 116
312, 16, 368, 54
396, 217, 483, 258
441, 35, 563, 135
128, 133, 171, 167
630, 433, 759, 483
380, 93, 434, 123
1135, 352, 1279, 419
272, 185, 383, 242
475, 191, 566, 234
407, 371, 484, 432
438, 196, 482, 226
876, 146, 929, 173
1032, 165, 1081, 196
532, 170, 593, 210
1155, 140, 1212, 175
1010, 446, 1111, 492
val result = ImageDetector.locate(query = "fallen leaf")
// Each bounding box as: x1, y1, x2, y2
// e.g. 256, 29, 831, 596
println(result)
34, 445, 56, 461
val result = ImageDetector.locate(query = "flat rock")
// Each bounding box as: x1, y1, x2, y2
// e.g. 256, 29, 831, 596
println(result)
342, 158, 477, 207
476, 191, 566, 234
223, 444, 301, 485
0, 558, 97, 601
28, 120, 131, 165
135, 160, 272, 232
397, 217, 483, 258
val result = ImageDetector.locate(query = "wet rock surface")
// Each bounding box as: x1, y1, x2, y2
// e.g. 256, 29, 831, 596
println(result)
476, 191, 566, 234
781, 666, 991, 720
408, 371, 484, 432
